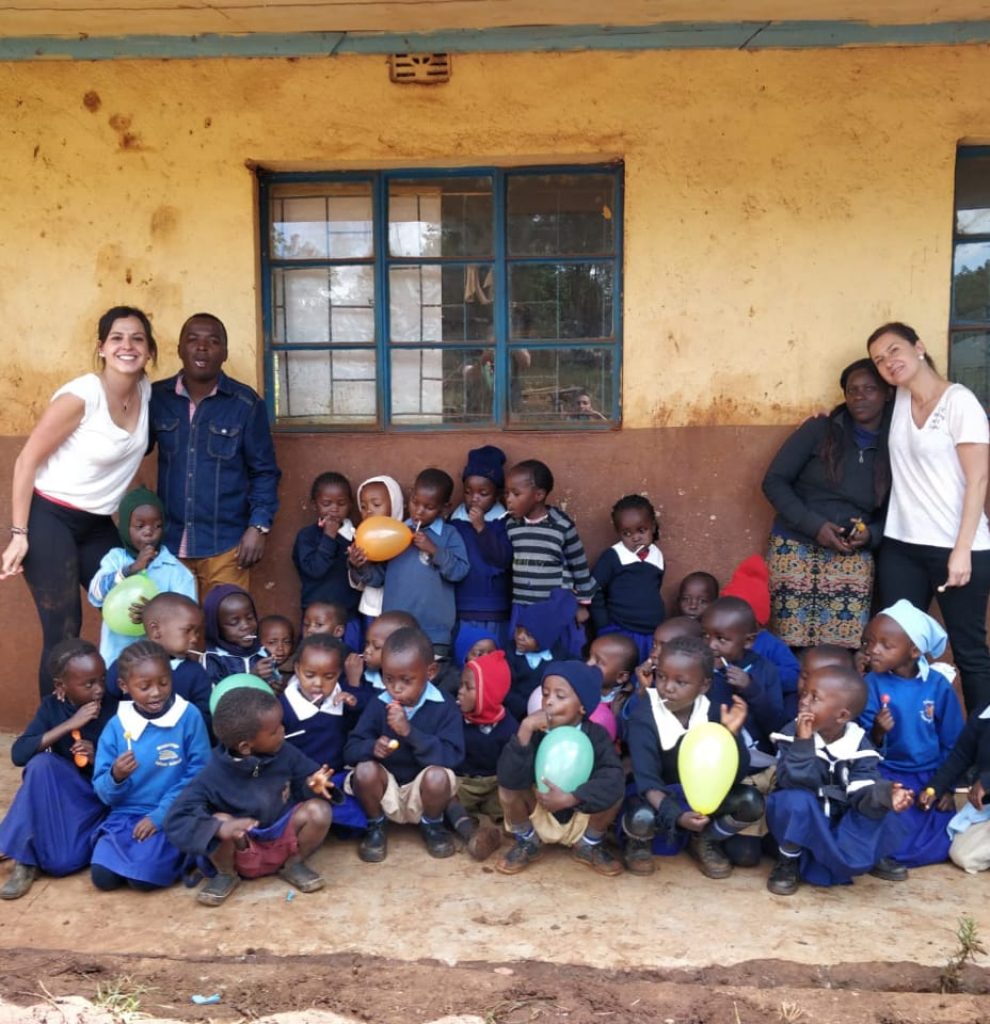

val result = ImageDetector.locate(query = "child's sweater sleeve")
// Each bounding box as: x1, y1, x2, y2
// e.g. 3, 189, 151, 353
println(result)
474, 519, 513, 570
559, 515, 597, 602
92, 719, 131, 807
342, 699, 384, 765
497, 732, 538, 791
627, 703, 670, 795
292, 525, 346, 582
928, 712, 985, 795
11, 703, 60, 766
570, 724, 625, 813
147, 712, 211, 829
163, 767, 223, 856
936, 681, 966, 761
844, 746, 893, 820
432, 526, 470, 583
589, 549, 618, 631
88, 548, 130, 607
775, 736, 825, 793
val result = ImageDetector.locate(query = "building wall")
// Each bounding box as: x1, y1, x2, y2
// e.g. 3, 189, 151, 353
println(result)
0, 44, 983, 724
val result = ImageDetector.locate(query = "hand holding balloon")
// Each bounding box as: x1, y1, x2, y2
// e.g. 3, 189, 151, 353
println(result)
536, 778, 578, 813
354, 517, 413, 562
102, 574, 159, 636
677, 810, 710, 832
534, 725, 593, 794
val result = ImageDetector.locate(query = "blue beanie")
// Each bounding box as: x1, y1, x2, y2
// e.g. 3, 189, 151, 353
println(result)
542, 660, 602, 716
515, 589, 577, 652
463, 445, 506, 488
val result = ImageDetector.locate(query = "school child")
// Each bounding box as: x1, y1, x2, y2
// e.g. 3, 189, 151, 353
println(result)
859, 600, 965, 868
202, 584, 277, 688
590, 495, 665, 662
164, 686, 334, 905
676, 571, 719, 621
88, 486, 197, 666
496, 661, 625, 876
350, 474, 404, 621
448, 650, 516, 860
292, 471, 362, 651
622, 637, 758, 878
920, 704, 990, 873
586, 632, 639, 731
0, 640, 117, 900
798, 644, 857, 696
766, 664, 913, 894
258, 614, 297, 693
349, 469, 469, 665
505, 588, 579, 721
453, 625, 498, 668
91, 641, 210, 890
343, 626, 465, 862
503, 459, 596, 657
449, 445, 513, 654
301, 601, 349, 641
343, 610, 418, 693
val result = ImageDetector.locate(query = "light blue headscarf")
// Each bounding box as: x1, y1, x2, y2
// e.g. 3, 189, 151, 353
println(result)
880, 598, 948, 680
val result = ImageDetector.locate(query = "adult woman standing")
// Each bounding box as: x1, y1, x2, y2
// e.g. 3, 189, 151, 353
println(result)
867, 322, 990, 713
1, 307, 156, 696
762, 358, 892, 650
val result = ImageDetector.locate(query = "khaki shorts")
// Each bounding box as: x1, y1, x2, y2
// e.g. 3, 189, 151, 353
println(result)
527, 802, 590, 847
457, 775, 503, 821
344, 766, 457, 825
950, 820, 990, 874
737, 764, 776, 838
181, 545, 248, 597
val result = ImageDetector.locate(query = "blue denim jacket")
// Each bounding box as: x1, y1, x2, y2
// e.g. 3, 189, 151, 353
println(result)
150, 373, 281, 558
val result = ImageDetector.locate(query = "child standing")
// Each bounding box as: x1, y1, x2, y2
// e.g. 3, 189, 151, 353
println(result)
590, 495, 665, 662
202, 584, 276, 688
292, 472, 362, 651
165, 686, 334, 905
91, 641, 210, 890
766, 664, 913, 894
88, 487, 197, 665
343, 627, 465, 862
0, 640, 117, 900
504, 459, 596, 657
351, 475, 404, 621
449, 446, 513, 653
859, 600, 965, 868
496, 662, 625, 876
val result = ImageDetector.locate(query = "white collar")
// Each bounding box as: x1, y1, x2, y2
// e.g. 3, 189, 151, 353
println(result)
336, 518, 356, 541
450, 502, 507, 523
611, 540, 664, 570
772, 721, 872, 761
647, 689, 710, 751
283, 677, 345, 719
118, 694, 190, 742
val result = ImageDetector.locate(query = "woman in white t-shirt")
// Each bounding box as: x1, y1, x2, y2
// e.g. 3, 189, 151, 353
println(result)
867, 321, 990, 712
0, 307, 156, 696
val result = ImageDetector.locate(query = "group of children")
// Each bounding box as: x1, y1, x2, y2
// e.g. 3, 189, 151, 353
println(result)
3, 445, 989, 907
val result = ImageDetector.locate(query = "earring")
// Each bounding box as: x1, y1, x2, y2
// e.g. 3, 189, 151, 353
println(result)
919, 354, 925, 361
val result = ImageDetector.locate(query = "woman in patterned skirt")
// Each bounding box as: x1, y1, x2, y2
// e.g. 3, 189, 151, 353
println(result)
762, 359, 891, 651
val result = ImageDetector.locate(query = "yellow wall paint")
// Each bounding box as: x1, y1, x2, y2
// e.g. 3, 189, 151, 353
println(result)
0, 46, 978, 434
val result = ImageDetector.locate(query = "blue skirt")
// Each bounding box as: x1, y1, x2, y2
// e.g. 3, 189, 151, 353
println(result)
767, 788, 908, 886
91, 813, 187, 888
0, 754, 107, 875
598, 624, 653, 664
879, 765, 952, 868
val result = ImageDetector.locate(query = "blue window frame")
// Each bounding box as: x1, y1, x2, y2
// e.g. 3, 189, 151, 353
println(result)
951, 147, 990, 410
259, 163, 623, 430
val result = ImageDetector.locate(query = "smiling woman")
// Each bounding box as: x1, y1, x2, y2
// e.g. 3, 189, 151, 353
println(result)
0, 307, 156, 696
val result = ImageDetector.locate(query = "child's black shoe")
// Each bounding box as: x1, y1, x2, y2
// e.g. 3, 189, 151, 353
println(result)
767, 857, 800, 896
688, 835, 732, 879
495, 833, 544, 875
279, 860, 325, 893
0, 863, 37, 901
869, 857, 908, 882
623, 837, 656, 876
197, 871, 239, 907
572, 839, 624, 877
421, 821, 456, 859
359, 819, 388, 863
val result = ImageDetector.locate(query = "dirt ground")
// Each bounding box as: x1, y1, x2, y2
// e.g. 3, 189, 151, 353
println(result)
1, 737, 989, 1024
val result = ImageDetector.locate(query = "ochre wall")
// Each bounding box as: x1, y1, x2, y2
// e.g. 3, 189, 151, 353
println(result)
0, 44, 985, 724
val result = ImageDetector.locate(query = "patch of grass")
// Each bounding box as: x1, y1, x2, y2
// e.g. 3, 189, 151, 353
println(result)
939, 914, 986, 994
92, 974, 154, 1022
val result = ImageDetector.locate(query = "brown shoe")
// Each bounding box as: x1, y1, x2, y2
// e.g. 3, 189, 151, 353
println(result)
624, 837, 656, 876
571, 839, 624, 877
689, 835, 732, 879
466, 825, 502, 862
0, 863, 37, 900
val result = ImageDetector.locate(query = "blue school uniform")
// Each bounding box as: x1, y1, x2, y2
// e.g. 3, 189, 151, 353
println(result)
0, 695, 118, 874
91, 696, 210, 887
752, 630, 800, 718
107, 657, 212, 730
292, 519, 363, 645
859, 666, 965, 867
87, 545, 197, 666
590, 542, 666, 662
449, 503, 512, 651
203, 647, 265, 688
767, 721, 908, 886
460, 714, 518, 778
708, 650, 786, 770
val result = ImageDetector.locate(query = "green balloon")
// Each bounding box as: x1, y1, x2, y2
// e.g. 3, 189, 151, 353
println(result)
209, 673, 273, 716
534, 725, 594, 794
101, 573, 159, 636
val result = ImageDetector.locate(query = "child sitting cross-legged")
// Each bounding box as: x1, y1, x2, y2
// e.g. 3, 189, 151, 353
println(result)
165, 686, 334, 906
622, 637, 758, 878
765, 664, 913, 895
495, 662, 625, 877
343, 626, 465, 862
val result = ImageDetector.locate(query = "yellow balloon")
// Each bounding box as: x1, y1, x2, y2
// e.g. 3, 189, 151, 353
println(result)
677, 722, 739, 815
354, 516, 413, 561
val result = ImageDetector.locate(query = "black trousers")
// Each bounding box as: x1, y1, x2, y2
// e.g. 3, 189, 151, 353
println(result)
22, 493, 118, 696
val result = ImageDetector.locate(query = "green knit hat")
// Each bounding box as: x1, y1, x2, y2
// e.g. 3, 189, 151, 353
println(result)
117, 486, 164, 555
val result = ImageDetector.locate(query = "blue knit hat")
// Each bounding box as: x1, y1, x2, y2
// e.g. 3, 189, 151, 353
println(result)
462, 445, 507, 488
515, 589, 577, 652
542, 660, 602, 716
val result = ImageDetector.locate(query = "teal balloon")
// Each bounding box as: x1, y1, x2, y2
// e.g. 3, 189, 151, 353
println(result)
534, 725, 594, 794
210, 673, 273, 716
101, 573, 159, 636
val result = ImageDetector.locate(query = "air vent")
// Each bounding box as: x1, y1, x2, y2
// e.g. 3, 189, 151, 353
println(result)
388, 53, 451, 85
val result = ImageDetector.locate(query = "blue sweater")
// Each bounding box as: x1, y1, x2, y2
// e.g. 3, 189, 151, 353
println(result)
93, 696, 210, 828
164, 742, 320, 856
753, 630, 800, 717
860, 667, 965, 775
278, 677, 367, 771
203, 647, 265, 688
708, 650, 786, 765
11, 694, 119, 770
459, 713, 518, 778
449, 510, 513, 622
590, 542, 666, 634
291, 521, 361, 615
355, 520, 470, 645
343, 689, 465, 785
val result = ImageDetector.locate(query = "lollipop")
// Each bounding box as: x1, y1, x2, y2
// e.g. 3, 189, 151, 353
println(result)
71, 729, 88, 768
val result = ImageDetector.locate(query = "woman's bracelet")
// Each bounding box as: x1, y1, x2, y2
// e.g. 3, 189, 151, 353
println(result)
10, 526, 28, 536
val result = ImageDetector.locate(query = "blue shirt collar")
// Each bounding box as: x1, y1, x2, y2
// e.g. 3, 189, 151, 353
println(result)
404, 517, 444, 538
377, 680, 444, 718
521, 649, 553, 670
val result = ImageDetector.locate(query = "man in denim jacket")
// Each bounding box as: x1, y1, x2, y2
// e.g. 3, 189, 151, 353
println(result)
150, 313, 280, 594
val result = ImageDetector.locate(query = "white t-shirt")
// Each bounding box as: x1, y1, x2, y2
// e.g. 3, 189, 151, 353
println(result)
885, 383, 990, 550
33, 373, 151, 516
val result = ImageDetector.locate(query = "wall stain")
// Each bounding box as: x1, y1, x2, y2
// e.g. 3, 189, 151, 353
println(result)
83, 90, 101, 113
150, 205, 179, 238
108, 113, 144, 151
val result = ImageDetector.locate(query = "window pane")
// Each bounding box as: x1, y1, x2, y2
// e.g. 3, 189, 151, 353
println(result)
273, 267, 374, 344
510, 263, 614, 340
390, 348, 493, 425
953, 242, 990, 322
389, 265, 494, 343
389, 177, 493, 258
270, 183, 373, 259
507, 174, 615, 256
956, 155, 990, 236
508, 346, 615, 423
274, 349, 377, 425
950, 331, 990, 411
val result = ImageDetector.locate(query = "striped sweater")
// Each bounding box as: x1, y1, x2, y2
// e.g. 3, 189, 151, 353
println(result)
504, 506, 597, 605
